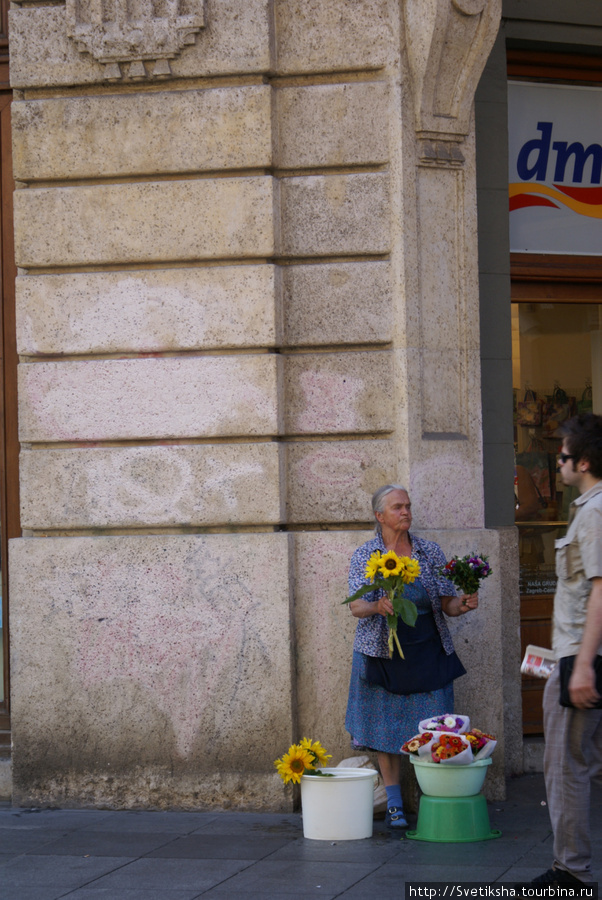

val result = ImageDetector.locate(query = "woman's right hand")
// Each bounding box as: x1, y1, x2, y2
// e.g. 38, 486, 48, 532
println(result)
374, 594, 394, 617
349, 593, 393, 618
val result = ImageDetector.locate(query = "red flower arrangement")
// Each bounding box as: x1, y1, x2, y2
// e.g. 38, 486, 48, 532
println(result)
465, 728, 497, 760
431, 733, 469, 762
401, 732, 434, 755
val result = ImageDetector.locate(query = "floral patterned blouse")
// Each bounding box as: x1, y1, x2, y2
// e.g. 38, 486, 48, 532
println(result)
348, 532, 457, 659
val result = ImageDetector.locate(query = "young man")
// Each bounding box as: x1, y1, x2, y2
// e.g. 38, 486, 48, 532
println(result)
530, 414, 602, 888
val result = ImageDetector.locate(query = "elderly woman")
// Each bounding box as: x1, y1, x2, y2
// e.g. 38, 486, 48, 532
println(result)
345, 484, 478, 828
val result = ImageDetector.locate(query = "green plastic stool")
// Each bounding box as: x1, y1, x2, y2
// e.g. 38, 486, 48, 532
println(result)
406, 794, 501, 842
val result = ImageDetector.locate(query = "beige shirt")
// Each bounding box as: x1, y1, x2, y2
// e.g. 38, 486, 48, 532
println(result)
553, 480, 602, 658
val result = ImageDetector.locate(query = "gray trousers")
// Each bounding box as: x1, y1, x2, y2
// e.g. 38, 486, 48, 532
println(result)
543, 664, 602, 883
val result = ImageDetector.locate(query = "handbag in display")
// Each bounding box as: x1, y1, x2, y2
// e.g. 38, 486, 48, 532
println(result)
516, 389, 543, 427
516, 448, 554, 503
543, 385, 572, 437
577, 384, 593, 415
558, 655, 602, 709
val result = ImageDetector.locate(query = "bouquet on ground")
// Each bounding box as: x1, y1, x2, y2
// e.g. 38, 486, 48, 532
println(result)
274, 738, 332, 784
439, 554, 492, 595
343, 550, 421, 658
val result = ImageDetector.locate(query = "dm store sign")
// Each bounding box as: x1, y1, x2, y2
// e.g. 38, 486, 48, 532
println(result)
508, 81, 602, 255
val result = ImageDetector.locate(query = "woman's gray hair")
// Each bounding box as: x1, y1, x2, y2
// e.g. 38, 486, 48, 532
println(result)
372, 484, 409, 535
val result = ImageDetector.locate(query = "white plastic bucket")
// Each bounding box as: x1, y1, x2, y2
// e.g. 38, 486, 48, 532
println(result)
300, 767, 377, 840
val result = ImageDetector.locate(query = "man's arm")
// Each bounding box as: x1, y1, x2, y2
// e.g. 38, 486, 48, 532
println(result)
569, 576, 602, 708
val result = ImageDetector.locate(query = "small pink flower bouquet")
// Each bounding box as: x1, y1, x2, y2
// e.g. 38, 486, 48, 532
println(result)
418, 713, 470, 734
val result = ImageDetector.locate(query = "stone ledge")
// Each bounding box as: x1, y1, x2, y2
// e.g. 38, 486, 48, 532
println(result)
276, 82, 389, 169
14, 177, 275, 268
279, 174, 390, 258
282, 261, 392, 347
13, 86, 272, 181
20, 443, 281, 530
17, 267, 276, 356
283, 350, 392, 434
18, 356, 278, 442
274, 0, 396, 74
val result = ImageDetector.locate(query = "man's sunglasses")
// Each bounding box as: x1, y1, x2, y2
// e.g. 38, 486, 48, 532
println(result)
557, 453, 575, 464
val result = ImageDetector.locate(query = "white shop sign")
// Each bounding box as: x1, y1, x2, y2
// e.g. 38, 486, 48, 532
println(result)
508, 81, 602, 255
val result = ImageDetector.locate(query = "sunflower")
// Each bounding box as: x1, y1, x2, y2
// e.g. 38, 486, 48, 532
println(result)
300, 737, 332, 767
378, 551, 403, 578
365, 551, 382, 581
403, 559, 420, 583
274, 744, 315, 784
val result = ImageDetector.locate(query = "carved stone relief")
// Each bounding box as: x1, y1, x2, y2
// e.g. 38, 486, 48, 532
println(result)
403, 0, 501, 164
66, 0, 206, 81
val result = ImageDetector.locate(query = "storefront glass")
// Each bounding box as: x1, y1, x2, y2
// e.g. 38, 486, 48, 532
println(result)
513, 301, 601, 589
513, 300, 602, 730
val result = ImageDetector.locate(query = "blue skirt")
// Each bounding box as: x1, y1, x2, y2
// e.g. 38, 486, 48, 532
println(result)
345, 650, 454, 754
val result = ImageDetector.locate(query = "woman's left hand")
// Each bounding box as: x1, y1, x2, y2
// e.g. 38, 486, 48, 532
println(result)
442, 593, 478, 617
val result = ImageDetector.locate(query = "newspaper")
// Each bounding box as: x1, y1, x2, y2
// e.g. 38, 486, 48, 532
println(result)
521, 644, 557, 679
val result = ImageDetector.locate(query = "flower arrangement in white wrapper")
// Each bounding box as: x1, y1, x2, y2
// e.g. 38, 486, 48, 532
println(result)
418, 713, 470, 734
402, 714, 496, 765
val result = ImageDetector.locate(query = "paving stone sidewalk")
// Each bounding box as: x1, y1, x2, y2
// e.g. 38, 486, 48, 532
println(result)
0, 774, 600, 900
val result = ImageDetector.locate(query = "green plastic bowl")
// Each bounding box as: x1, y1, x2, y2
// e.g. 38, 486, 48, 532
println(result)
410, 755, 492, 797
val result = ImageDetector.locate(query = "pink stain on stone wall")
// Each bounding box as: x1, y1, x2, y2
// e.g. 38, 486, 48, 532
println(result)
294, 446, 364, 487
294, 370, 363, 433
72, 554, 273, 758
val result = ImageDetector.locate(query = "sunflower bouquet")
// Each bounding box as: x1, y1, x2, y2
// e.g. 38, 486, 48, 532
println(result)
343, 550, 421, 658
439, 554, 492, 595
274, 738, 332, 785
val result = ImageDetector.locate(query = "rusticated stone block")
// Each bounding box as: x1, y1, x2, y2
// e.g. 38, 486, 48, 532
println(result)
283, 351, 392, 434
285, 440, 395, 523
276, 82, 389, 169
9, 533, 292, 809
274, 0, 395, 74
17, 267, 276, 356
20, 443, 280, 530
282, 262, 391, 347
9, 1, 271, 88
12, 86, 272, 181
14, 177, 274, 268
279, 174, 390, 258
293, 530, 371, 762
19, 356, 278, 442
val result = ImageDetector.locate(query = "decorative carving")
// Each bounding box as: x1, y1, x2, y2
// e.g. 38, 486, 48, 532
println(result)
419, 139, 465, 167
403, 0, 501, 157
66, 0, 206, 81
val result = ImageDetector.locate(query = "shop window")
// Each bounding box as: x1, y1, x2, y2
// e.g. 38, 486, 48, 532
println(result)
508, 48, 602, 735
512, 298, 602, 731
